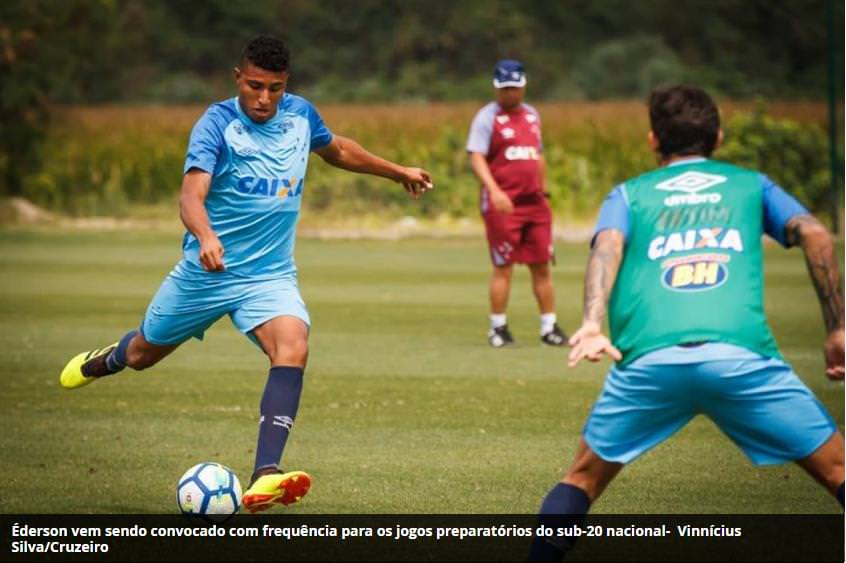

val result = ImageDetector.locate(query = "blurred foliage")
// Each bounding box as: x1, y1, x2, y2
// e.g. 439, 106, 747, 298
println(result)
574, 35, 689, 100
10, 104, 637, 218
1, 0, 841, 208
15, 103, 835, 223
1, 0, 842, 104
721, 104, 839, 226
0, 1, 113, 196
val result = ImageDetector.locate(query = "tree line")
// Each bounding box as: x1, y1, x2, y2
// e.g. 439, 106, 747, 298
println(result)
1, 0, 842, 197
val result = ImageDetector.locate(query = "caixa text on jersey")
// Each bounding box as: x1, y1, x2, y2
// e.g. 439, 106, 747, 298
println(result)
235, 176, 304, 198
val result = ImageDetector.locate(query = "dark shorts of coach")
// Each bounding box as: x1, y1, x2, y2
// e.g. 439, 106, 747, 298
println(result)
482, 192, 553, 266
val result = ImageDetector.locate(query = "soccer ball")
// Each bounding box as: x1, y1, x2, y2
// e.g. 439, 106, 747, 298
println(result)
176, 462, 242, 522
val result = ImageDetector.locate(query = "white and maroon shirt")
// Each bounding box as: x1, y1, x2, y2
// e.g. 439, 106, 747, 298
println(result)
466, 102, 544, 203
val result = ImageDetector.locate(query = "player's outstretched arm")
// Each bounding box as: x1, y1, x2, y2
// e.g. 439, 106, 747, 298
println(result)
568, 229, 625, 368
785, 214, 845, 380
179, 169, 225, 272
313, 135, 433, 198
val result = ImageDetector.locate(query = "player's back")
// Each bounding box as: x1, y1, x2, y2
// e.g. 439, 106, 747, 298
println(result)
608, 158, 781, 365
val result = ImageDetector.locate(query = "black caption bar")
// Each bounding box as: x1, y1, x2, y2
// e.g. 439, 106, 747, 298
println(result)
1, 515, 842, 562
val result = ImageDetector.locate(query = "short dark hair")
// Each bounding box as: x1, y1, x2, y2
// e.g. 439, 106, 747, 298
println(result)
241, 36, 290, 73
649, 85, 720, 158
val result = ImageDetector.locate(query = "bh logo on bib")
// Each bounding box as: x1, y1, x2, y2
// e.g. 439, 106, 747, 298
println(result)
661, 256, 729, 292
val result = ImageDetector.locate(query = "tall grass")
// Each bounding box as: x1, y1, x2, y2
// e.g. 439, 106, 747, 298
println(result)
23, 101, 832, 220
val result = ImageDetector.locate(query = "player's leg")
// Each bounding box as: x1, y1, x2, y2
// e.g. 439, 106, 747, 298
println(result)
562, 438, 624, 500
484, 209, 519, 347
796, 431, 845, 505
522, 201, 566, 345
231, 278, 312, 512
527, 262, 554, 314
242, 315, 311, 511
699, 354, 842, 507
124, 333, 179, 369
60, 330, 180, 389
530, 439, 623, 561
489, 263, 516, 346
530, 359, 696, 561
527, 262, 566, 346
250, 314, 309, 476
490, 263, 513, 314
60, 274, 221, 389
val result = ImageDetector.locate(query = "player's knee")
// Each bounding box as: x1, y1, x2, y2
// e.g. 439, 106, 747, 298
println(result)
529, 262, 551, 278
563, 458, 620, 502
492, 264, 513, 278
268, 338, 309, 367
563, 473, 603, 502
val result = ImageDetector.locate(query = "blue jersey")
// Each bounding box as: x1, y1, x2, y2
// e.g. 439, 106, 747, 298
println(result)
175, 94, 332, 280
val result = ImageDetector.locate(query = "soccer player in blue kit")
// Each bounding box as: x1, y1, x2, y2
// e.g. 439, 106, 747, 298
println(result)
59, 36, 433, 513
529, 85, 843, 560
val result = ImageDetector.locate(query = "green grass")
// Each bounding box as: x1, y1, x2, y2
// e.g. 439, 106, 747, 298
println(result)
0, 230, 841, 514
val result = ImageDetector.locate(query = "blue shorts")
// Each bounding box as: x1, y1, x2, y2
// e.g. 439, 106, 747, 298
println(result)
583, 346, 837, 466
141, 272, 310, 346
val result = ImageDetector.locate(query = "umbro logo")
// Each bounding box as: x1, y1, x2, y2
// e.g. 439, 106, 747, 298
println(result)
656, 171, 726, 194
272, 415, 294, 430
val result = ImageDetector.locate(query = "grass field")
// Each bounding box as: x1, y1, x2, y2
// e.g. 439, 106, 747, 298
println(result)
0, 229, 842, 514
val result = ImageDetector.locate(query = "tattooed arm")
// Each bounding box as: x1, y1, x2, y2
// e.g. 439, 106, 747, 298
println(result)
568, 229, 626, 367
785, 214, 845, 380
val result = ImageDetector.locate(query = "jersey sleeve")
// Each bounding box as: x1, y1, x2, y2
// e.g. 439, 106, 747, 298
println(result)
466, 105, 494, 155
591, 184, 629, 246
761, 174, 809, 247
184, 107, 226, 175
526, 104, 544, 152
307, 102, 333, 151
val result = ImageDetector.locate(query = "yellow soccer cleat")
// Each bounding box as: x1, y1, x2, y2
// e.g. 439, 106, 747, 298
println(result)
242, 470, 311, 513
59, 343, 118, 390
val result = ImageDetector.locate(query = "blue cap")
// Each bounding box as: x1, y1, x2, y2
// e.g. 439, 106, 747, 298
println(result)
493, 59, 526, 88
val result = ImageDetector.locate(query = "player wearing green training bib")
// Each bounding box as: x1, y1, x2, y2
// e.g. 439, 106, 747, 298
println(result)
530, 85, 844, 562
609, 158, 782, 364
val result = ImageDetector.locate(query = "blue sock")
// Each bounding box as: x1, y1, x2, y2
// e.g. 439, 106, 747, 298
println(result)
105, 330, 138, 373
529, 483, 591, 562
837, 482, 844, 508
253, 366, 304, 479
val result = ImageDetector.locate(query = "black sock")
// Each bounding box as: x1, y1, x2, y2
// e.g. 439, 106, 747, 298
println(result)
81, 330, 137, 378
529, 483, 591, 562
105, 330, 138, 373
253, 366, 304, 477
837, 482, 844, 508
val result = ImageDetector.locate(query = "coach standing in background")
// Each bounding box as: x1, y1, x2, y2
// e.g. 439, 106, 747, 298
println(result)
467, 59, 567, 349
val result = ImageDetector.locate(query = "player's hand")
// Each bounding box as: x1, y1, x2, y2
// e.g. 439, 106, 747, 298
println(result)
398, 167, 434, 199
199, 234, 225, 272
567, 322, 622, 368
489, 188, 514, 214
824, 328, 844, 381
